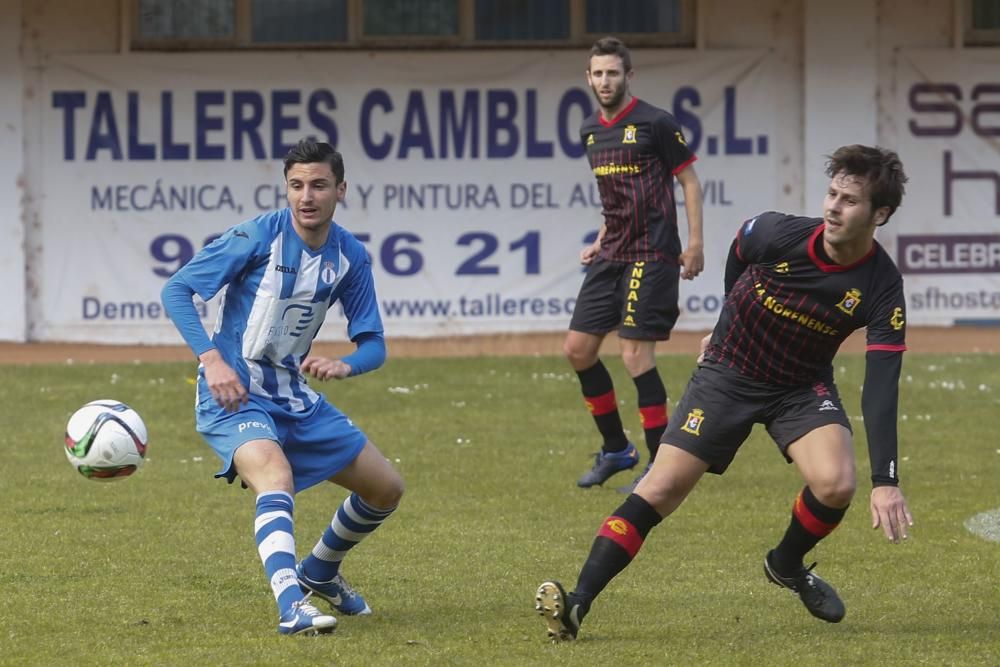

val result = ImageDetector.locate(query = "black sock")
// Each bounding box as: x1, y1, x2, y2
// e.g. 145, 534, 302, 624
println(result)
573, 494, 664, 613
633, 368, 668, 461
772, 486, 848, 574
576, 360, 628, 453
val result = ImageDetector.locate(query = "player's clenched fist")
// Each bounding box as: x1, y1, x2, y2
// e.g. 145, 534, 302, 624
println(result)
301, 356, 352, 381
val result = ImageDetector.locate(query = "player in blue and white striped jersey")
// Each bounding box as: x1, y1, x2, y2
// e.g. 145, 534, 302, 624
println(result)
162, 139, 403, 636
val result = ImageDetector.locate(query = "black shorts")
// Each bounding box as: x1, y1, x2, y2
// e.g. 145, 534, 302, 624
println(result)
569, 258, 680, 340
661, 362, 852, 474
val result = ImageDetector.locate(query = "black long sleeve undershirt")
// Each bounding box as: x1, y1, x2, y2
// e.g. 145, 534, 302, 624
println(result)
862, 349, 904, 486
723, 238, 746, 297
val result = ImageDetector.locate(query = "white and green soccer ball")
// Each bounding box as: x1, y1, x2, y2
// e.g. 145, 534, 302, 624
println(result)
64, 400, 148, 481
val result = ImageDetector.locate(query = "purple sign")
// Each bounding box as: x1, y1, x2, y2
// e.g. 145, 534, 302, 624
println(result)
897, 234, 1000, 274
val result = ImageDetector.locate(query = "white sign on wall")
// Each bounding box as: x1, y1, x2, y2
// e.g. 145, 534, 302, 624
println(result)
38, 50, 778, 343
884, 49, 1000, 325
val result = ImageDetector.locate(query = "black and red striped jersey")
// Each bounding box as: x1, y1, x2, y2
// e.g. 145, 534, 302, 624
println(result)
704, 212, 907, 386
581, 98, 696, 263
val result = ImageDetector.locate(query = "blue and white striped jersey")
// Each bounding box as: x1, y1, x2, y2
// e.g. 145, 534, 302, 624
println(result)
167, 208, 382, 413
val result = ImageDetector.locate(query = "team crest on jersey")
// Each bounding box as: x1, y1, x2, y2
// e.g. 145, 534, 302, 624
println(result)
774, 261, 790, 274
681, 408, 705, 435
836, 288, 862, 315
587, 133, 595, 146
890, 307, 905, 330
321, 261, 336, 284
622, 124, 638, 144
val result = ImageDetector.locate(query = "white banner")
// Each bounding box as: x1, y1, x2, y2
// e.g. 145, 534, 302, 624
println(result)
884, 49, 1000, 325
37, 50, 778, 343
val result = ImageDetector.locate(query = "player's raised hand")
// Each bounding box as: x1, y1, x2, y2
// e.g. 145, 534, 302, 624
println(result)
200, 349, 248, 412
679, 244, 704, 280
302, 356, 352, 381
870, 485, 914, 543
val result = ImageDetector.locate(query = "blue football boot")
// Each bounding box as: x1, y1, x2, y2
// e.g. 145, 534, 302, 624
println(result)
277, 599, 337, 636
297, 563, 373, 616
577, 442, 639, 488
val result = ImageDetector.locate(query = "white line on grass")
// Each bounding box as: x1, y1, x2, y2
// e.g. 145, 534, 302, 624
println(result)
964, 508, 1000, 543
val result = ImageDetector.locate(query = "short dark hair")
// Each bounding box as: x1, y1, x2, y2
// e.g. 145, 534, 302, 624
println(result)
825, 145, 908, 220
589, 36, 632, 73
283, 139, 345, 184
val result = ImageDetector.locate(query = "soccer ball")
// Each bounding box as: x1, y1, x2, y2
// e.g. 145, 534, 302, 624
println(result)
64, 400, 148, 480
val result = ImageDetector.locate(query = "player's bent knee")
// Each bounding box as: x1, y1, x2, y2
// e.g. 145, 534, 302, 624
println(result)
367, 470, 404, 509
563, 343, 596, 368
810, 475, 856, 508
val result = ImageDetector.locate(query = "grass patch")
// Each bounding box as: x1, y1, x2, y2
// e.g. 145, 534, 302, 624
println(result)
2, 354, 998, 665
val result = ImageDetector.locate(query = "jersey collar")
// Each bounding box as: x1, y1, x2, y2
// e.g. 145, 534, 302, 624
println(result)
807, 222, 877, 272
599, 97, 639, 128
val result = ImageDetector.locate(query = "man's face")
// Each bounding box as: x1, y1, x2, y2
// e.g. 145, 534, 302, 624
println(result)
286, 161, 346, 234
823, 172, 887, 249
586, 54, 631, 110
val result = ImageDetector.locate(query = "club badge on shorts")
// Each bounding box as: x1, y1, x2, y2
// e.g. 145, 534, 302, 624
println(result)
681, 408, 705, 436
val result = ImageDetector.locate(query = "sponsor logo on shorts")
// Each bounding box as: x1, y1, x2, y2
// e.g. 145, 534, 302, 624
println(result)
238, 420, 275, 434
836, 288, 862, 316
681, 408, 705, 435
818, 400, 839, 412
623, 261, 644, 328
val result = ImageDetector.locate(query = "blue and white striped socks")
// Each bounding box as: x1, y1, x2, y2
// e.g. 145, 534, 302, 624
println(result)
301, 493, 396, 582
254, 491, 302, 616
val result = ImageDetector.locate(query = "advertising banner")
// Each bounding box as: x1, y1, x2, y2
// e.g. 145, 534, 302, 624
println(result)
38, 49, 778, 343
886, 49, 1000, 325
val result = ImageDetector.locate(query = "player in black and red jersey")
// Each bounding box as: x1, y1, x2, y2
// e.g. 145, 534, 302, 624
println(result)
567, 37, 704, 492
537, 144, 914, 640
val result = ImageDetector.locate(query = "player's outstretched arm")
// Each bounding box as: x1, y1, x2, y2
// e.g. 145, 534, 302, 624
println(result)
862, 349, 913, 543
870, 485, 914, 543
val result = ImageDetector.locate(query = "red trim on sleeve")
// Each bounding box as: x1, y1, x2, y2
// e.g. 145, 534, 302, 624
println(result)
598, 97, 640, 127
671, 154, 698, 176
866, 344, 907, 352
597, 516, 644, 558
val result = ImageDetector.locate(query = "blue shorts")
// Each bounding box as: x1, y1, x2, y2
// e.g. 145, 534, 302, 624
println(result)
195, 377, 368, 493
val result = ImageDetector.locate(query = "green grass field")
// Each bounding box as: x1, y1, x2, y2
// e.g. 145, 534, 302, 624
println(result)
2, 353, 998, 666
